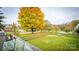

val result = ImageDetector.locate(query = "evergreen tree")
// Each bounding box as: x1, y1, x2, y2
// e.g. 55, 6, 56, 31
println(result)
0, 7, 5, 30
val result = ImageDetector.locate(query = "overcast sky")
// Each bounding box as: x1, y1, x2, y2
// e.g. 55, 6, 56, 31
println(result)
1, 7, 79, 25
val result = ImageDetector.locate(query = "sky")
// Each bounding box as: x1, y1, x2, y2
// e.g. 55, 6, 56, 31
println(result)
1, 7, 79, 25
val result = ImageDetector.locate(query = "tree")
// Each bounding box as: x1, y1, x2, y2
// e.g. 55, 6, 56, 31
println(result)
18, 7, 45, 34
70, 20, 79, 27
63, 20, 79, 32
44, 20, 52, 32
12, 22, 17, 35
59, 24, 66, 31
64, 24, 73, 32
0, 8, 5, 30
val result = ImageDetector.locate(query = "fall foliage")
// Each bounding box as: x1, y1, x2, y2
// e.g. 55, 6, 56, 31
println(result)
18, 7, 45, 34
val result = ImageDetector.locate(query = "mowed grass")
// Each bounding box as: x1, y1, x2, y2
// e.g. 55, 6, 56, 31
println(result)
18, 32, 79, 51
5, 32, 13, 36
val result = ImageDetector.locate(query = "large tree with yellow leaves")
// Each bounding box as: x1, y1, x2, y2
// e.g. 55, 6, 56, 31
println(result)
18, 7, 45, 34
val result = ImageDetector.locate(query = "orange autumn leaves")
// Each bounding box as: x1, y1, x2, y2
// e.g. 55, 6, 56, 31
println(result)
18, 7, 45, 31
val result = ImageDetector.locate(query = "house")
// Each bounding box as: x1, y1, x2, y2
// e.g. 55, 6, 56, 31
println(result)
4, 24, 13, 32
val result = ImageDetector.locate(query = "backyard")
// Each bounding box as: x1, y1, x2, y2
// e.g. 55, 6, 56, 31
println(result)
18, 32, 79, 51
0, 7, 79, 51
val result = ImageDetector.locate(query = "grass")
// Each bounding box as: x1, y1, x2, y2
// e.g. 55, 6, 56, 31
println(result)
5, 32, 13, 36
0, 39, 3, 50
18, 32, 47, 41
18, 32, 79, 51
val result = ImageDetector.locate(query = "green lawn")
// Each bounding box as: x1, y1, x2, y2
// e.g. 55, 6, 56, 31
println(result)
5, 32, 13, 36
18, 32, 79, 51
0, 39, 3, 50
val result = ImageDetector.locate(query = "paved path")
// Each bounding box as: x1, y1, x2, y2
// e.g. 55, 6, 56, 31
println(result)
2, 37, 41, 51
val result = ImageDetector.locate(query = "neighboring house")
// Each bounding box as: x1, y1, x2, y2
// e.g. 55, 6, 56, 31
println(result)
74, 24, 79, 33
74, 24, 79, 31
75, 24, 79, 29
4, 24, 13, 32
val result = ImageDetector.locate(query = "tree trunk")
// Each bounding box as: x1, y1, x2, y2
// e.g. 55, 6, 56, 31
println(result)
31, 27, 34, 34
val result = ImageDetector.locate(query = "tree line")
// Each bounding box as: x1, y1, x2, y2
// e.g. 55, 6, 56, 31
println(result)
18, 7, 79, 34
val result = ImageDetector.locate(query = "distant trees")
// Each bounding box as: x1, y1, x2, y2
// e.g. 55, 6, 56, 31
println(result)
18, 7, 45, 34
64, 24, 73, 32
70, 20, 79, 27
44, 19, 79, 33
44, 20, 52, 32
67, 20, 79, 32
12, 22, 17, 35
59, 20, 79, 32
11, 22, 19, 35
0, 8, 5, 30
